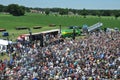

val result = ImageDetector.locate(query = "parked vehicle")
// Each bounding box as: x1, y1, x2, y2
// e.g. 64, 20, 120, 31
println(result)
61, 26, 81, 38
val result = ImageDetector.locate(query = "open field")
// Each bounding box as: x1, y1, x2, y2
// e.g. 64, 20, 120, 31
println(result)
0, 13, 120, 40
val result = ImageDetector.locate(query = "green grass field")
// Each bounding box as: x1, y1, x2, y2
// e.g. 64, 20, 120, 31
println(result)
0, 13, 120, 40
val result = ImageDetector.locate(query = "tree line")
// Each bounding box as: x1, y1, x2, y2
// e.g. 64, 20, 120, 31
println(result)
0, 4, 28, 16
0, 4, 120, 19
31, 7, 120, 19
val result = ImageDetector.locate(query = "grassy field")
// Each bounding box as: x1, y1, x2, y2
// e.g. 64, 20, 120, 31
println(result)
0, 13, 120, 40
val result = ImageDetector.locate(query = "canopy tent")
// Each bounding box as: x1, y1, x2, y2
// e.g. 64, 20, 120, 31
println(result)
0, 39, 12, 46
0, 39, 12, 53
17, 36, 24, 41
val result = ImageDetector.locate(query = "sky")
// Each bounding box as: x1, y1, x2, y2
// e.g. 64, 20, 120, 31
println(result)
0, 0, 120, 10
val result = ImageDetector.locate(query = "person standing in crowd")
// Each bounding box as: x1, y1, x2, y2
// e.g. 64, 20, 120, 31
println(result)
0, 30, 120, 80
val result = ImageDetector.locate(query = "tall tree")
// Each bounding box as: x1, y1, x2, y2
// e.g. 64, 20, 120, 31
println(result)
7, 4, 25, 16
114, 11, 120, 19
25, 7, 30, 12
0, 4, 4, 12
96, 10, 102, 18
59, 8, 69, 15
102, 10, 111, 16
45, 9, 50, 15
81, 8, 87, 18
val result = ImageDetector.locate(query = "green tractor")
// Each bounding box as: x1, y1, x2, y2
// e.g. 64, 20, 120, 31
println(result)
61, 26, 81, 38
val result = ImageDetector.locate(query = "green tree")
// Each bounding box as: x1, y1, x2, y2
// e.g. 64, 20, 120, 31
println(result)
114, 11, 120, 19
59, 8, 68, 15
0, 4, 4, 12
59, 9, 64, 15
96, 10, 102, 18
45, 9, 50, 15
81, 8, 87, 18
7, 4, 25, 16
25, 7, 30, 12
102, 10, 111, 16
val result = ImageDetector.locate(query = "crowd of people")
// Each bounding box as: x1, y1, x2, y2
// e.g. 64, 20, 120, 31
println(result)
0, 30, 120, 80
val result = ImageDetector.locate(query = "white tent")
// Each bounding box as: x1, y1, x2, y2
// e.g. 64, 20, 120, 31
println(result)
0, 39, 12, 45
0, 39, 12, 53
